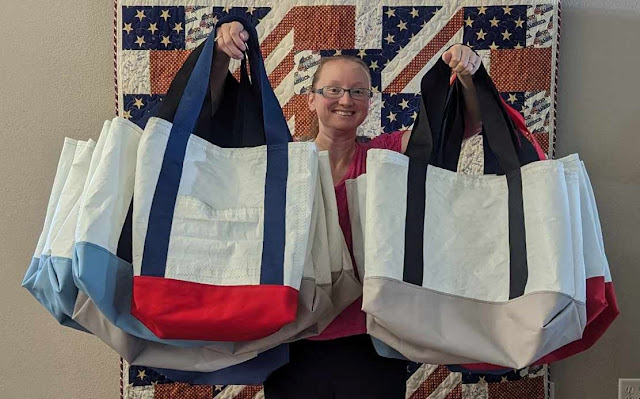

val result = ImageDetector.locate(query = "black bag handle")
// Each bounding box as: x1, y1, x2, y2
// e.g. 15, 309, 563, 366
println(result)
403, 57, 529, 299
407, 58, 522, 175
154, 16, 281, 148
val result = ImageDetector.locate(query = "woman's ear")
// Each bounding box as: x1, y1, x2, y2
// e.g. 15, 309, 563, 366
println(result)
307, 89, 316, 112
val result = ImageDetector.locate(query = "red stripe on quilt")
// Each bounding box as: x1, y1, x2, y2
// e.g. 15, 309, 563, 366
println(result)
386, 9, 464, 93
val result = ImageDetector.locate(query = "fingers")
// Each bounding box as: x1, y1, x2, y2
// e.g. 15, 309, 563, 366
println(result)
470, 57, 481, 75
215, 22, 247, 60
446, 45, 463, 71
228, 22, 248, 52
221, 23, 244, 59
467, 49, 481, 75
442, 50, 452, 64
453, 47, 472, 75
445, 44, 481, 76
214, 26, 234, 59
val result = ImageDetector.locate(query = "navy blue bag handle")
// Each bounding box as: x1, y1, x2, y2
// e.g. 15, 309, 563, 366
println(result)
141, 15, 290, 285
154, 41, 264, 148
173, 15, 292, 145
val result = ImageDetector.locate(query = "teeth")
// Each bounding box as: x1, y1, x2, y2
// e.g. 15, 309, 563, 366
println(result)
334, 111, 353, 116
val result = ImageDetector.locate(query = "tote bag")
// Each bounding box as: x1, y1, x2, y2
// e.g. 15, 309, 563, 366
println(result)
130, 15, 318, 342
22, 133, 101, 330
361, 59, 587, 369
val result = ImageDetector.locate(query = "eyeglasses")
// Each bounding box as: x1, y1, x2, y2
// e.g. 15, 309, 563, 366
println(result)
311, 86, 373, 100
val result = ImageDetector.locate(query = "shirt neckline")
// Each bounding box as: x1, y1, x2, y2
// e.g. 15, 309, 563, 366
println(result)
335, 143, 363, 188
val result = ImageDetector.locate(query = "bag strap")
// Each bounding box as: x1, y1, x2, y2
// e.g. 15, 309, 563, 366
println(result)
172, 15, 291, 145
407, 58, 522, 173
403, 57, 529, 299
141, 16, 290, 286
156, 42, 266, 148
471, 63, 521, 174
402, 97, 430, 285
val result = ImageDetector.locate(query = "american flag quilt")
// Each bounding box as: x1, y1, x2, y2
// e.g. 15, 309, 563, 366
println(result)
116, 0, 559, 397
122, 361, 550, 398
116, 0, 559, 155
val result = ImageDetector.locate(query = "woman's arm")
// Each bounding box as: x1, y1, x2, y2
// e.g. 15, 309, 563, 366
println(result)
209, 49, 230, 115
209, 22, 249, 115
458, 73, 483, 138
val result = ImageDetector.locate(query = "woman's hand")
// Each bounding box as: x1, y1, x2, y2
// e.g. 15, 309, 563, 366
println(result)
442, 44, 482, 137
214, 21, 249, 60
442, 44, 481, 77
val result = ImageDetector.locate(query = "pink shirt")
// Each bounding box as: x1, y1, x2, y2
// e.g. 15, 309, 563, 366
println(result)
307, 130, 405, 341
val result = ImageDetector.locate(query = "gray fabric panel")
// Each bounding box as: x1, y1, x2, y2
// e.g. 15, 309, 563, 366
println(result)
230, 277, 332, 352
367, 315, 481, 365
363, 276, 585, 369
72, 277, 337, 370
313, 268, 362, 333
72, 291, 257, 371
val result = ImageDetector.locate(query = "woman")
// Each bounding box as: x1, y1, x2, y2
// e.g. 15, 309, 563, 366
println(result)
211, 21, 482, 399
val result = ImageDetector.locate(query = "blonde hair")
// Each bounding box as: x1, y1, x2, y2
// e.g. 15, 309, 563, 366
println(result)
309, 55, 372, 139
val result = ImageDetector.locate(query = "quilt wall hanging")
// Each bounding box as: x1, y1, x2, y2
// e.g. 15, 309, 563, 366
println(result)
115, 0, 560, 397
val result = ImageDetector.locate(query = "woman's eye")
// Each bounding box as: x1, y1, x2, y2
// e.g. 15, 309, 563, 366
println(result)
326, 87, 341, 94
352, 89, 365, 96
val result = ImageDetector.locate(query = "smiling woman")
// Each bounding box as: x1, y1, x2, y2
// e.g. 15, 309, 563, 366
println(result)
210, 19, 484, 399
307, 55, 373, 139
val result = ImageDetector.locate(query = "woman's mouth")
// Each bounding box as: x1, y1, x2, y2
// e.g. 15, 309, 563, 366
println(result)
333, 110, 355, 116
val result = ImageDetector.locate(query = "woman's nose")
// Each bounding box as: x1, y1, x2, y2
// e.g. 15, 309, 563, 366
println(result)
338, 91, 354, 106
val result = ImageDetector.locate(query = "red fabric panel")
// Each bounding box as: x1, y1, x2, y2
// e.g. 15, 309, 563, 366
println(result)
131, 276, 299, 341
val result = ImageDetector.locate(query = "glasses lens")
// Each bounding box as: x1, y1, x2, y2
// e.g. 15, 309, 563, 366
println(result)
323, 86, 344, 98
350, 88, 371, 100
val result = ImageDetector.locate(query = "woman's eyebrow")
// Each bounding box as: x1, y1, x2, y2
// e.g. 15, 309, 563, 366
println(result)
323, 80, 369, 87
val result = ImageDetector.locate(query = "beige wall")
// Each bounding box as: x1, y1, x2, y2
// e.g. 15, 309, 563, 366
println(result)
0, 1, 120, 398
1, 1, 638, 398
552, 2, 640, 398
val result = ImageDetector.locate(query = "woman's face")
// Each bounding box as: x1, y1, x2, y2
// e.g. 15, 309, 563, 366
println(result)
308, 59, 371, 135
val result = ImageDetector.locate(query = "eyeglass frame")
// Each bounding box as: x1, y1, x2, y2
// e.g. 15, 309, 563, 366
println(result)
310, 86, 374, 100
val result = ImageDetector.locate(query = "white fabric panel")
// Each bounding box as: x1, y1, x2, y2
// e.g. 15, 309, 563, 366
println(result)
317, 152, 344, 275
580, 161, 612, 283
82, 121, 112, 193
364, 149, 408, 282
168, 130, 268, 285
560, 155, 604, 280
46, 139, 95, 256
522, 160, 581, 297
52, 125, 113, 259
163, 126, 316, 288
33, 138, 78, 258
345, 174, 367, 281
177, 135, 269, 209
282, 142, 318, 288
365, 152, 582, 302
132, 117, 170, 274
309, 171, 332, 287
521, 161, 576, 298
558, 155, 586, 305
76, 117, 141, 253
423, 165, 510, 301
302, 178, 319, 282
166, 197, 264, 285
